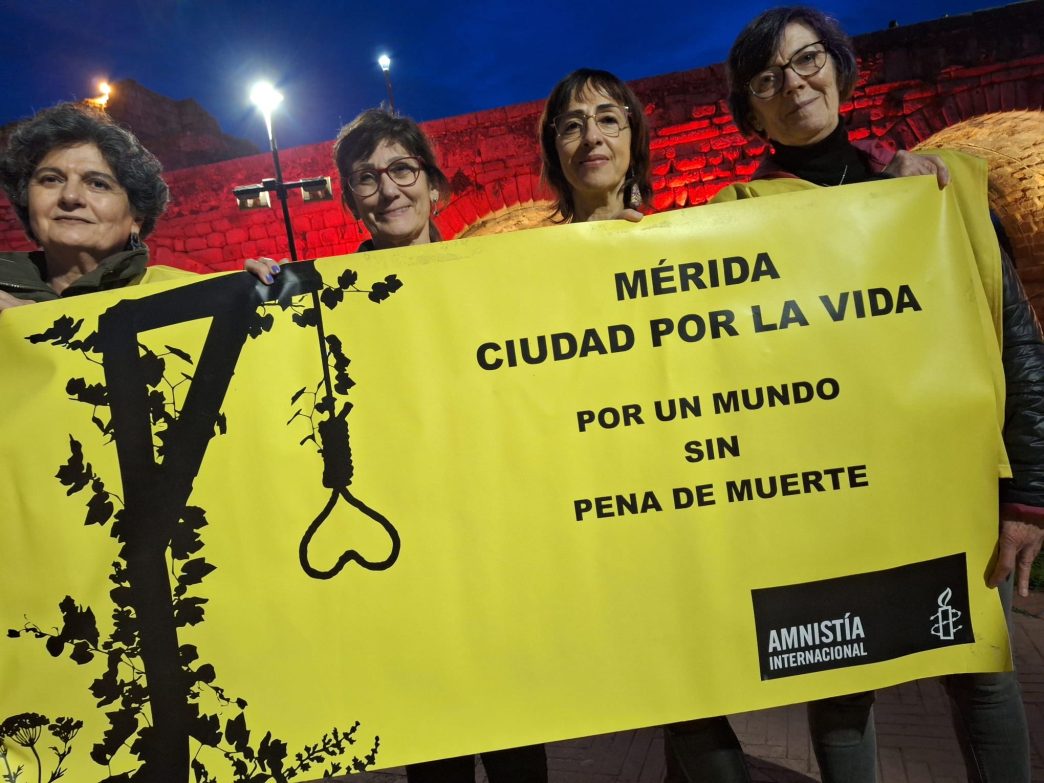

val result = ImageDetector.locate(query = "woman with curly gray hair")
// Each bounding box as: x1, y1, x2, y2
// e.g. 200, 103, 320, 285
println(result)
0, 102, 184, 314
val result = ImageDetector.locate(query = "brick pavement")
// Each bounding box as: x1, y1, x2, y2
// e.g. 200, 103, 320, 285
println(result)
346, 592, 1044, 782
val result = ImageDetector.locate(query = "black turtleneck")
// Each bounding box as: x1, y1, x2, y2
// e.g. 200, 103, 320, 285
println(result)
769, 120, 888, 187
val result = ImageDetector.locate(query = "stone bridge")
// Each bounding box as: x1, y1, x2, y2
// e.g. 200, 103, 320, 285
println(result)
1, 2, 1040, 279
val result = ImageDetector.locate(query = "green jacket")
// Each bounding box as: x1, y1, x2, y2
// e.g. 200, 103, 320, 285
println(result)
0, 248, 190, 303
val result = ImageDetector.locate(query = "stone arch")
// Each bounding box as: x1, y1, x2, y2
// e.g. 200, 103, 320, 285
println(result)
882, 76, 1039, 152
457, 202, 557, 238
436, 172, 556, 239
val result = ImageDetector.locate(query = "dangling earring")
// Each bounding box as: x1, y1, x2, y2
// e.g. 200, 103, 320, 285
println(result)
628, 181, 641, 209
430, 190, 440, 217
127, 232, 144, 251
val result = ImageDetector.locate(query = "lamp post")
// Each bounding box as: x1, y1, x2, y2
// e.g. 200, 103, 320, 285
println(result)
378, 54, 396, 114
232, 82, 332, 261
248, 82, 299, 261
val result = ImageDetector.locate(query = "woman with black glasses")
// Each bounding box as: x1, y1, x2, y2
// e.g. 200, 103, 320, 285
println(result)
664, 7, 1044, 783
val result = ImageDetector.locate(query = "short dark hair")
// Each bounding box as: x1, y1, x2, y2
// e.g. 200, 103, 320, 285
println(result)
726, 6, 858, 138
0, 102, 169, 242
333, 109, 450, 239
539, 69, 651, 222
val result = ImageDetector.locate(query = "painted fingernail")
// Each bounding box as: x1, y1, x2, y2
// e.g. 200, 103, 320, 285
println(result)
264, 274, 274, 284
272, 263, 281, 274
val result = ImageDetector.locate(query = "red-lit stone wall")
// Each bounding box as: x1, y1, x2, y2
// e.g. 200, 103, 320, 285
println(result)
1, 2, 1041, 272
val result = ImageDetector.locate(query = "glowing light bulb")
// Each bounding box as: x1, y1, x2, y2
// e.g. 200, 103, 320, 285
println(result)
378, 54, 391, 72
249, 81, 283, 114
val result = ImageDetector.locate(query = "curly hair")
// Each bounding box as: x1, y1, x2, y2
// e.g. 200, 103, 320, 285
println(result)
538, 68, 651, 222
727, 6, 858, 138
333, 108, 450, 241
0, 102, 169, 242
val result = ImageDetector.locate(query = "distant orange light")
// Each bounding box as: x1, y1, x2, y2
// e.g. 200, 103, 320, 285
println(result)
88, 80, 112, 109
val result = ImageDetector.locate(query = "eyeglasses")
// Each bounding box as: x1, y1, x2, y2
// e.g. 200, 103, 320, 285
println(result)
748, 41, 829, 99
347, 156, 425, 196
552, 105, 630, 141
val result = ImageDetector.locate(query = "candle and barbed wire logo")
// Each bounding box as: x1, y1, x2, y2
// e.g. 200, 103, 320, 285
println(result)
930, 587, 963, 641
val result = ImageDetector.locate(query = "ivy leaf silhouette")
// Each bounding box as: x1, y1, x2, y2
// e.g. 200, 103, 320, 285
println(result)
86, 479, 114, 526
70, 641, 94, 665
56, 436, 92, 495
193, 662, 217, 685
67, 330, 99, 354
290, 387, 307, 405
191, 759, 217, 783
147, 389, 169, 425
138, 346, 165, 388
110, 608, 137, 648
170, 507, 207, 560
46, 635, 65, 657
91, 707, 138, 765
59, 595, 100, 646
258, 731, 288, 776
174, 596, 208, 626
292, 306, 320, 328
165, 345, 194, 364
91, 413, 114, 437
66, 377, 108, 406
191, 712, 222, 748
337, 269, 359, 289
320, 286, 344, 309
109, 585, 133, 610
226, 712, 251, 755
26, 315, 83, 346
90, 652, 122, 706
368, 274, 403, 303
179, 557, 217, 588
246, 310, 275, 339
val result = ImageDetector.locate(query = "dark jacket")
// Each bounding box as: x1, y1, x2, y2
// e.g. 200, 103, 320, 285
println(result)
0, 247, 152, 303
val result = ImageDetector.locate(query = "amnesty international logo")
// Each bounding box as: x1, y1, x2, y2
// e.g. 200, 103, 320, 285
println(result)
751, 554, 976, 680
930, 587, 964, 641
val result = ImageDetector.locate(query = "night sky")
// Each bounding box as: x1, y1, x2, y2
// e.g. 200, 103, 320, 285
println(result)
5, 0, 1003, 151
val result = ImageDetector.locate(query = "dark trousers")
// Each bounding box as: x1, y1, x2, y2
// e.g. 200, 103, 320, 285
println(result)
405, 744, 548, 783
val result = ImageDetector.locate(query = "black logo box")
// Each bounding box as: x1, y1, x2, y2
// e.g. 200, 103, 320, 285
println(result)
751, 553, 974, 680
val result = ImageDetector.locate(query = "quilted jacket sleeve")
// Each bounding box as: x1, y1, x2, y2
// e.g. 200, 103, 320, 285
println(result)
999, 247, 1044, 513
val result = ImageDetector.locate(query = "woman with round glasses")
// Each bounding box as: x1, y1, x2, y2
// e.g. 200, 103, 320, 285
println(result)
538, 68, 651, 222
246, 108, 451, 282
661, 7, 1044, 783
333, 108, 449, 251
331, 107, 548, 783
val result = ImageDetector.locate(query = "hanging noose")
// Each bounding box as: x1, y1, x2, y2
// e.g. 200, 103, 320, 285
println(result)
298, 286, 401, 578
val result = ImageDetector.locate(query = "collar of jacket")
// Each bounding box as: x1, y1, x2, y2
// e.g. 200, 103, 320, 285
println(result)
0, 247, 150, 303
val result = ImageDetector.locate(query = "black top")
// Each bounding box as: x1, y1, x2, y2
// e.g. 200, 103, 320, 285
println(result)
769, 120, 887, 186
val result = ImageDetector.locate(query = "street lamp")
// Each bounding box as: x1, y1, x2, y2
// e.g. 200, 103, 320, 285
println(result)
249, 81, 283, 146
232, 82, 331, 261
378, 54, 396, 114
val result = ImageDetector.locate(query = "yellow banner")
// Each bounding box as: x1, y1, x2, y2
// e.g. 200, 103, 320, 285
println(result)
0, 175, 1010, 781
